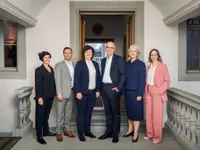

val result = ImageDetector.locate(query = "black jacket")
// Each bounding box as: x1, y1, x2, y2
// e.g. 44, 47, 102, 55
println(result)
34, 64, 56, 100
101, 54, 125, 92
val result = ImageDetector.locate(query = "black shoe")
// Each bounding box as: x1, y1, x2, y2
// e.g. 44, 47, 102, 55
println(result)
43, 131, 56, 136
122, 131, 133, 137
85, 132, 96, 138
37, 137, 47, 145
98, 132, 113, 140
79, 135, 86, 142
132, 135, 138, 143
112, 136, 119, 143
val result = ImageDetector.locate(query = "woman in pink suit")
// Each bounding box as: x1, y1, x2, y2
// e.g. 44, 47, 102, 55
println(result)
144, 49, 170, 144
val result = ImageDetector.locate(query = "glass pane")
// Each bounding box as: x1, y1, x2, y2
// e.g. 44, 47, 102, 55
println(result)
187, 43, 192, 56
187, 59, 192, 70
193, 58, 199, 70
194, 31, 199, 42
187, 30, 192, 42
187, 19, 193, 25
4, 45, 17, 67
4, 22, 17, 44
194, 44, 199, 56
193, 19, 199, 25
3, 22, 17, 68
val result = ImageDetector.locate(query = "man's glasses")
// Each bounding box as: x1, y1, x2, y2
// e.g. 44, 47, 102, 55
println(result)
106, 46, 115, 49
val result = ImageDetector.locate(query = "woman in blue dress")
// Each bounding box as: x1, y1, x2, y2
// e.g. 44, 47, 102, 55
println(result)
123, 45, 146, 142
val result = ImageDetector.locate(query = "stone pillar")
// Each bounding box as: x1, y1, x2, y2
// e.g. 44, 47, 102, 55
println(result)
12, 86, 33, 137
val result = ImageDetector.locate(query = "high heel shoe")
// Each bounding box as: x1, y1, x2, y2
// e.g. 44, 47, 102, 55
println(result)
122, 131, 133, 137
132, 135, 138, 142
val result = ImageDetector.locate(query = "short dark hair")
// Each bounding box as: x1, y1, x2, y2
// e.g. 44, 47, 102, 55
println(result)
82, 45, 95, 60
148, 48, 162, 63
63, 47, 72, 53
38, 51, 51, 62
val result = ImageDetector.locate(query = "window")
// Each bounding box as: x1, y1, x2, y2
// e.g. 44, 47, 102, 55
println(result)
0, 20, 26, 79
186, 17, 200, 71
0, 21, 18, 70
4, 22, 17, 68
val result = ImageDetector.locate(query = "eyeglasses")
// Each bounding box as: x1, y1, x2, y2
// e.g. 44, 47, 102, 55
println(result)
106, 46, 115, 49
64, 52, 72, 54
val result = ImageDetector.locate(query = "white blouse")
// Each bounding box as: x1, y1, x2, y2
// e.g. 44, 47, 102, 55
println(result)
85, 60, 96, 90
147, 64, 156, 85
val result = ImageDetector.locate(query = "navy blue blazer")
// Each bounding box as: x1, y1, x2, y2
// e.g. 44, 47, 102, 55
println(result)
101, 54, 125, 92
74, 60, 101, 95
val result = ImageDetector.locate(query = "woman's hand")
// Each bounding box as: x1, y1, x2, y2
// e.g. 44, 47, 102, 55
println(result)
96, 92, 100, 98
76, 93, 83, 100
38, 97, 44, 105
136, 96, 142, 101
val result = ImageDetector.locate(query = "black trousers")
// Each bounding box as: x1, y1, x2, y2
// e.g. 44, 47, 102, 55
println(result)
102, 84, 121, 137
75, 91, 96, 136
35, 97, 54, 137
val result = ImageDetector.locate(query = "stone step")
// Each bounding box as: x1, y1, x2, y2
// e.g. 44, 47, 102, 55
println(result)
70, 109, 145, 131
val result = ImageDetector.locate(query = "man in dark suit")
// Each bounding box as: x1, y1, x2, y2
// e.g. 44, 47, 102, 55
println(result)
74, 45, 101, 142
98, 41, 125, 143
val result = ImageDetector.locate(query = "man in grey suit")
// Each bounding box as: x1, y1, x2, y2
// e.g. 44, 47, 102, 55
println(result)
55, 47, 75, 142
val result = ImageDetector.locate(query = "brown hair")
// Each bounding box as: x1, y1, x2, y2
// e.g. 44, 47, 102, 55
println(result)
38, 51, 51, 62
148, 49, 162, 63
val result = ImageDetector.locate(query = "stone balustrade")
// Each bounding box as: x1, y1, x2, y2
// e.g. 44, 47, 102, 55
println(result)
12, 86, 33, 137
166, 88, 200, 150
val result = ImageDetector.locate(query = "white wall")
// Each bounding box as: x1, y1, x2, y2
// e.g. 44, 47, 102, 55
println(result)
7, 0, 51, 18
149, 0, 192, 17
1, 0, 200, 132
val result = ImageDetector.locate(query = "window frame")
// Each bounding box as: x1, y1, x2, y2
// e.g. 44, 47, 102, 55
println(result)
178, 21, 200, 81
0, 22, 26, 79
186, 18, 200, 72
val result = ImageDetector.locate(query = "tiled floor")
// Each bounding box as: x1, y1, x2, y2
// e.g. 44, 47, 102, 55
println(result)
11, 128, 187, 150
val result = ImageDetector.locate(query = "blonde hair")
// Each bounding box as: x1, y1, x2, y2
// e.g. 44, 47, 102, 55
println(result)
128, 44, 140, 60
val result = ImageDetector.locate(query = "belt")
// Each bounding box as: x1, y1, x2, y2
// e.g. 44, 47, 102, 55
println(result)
88, 89, 95, 92
103, 83, 113, 86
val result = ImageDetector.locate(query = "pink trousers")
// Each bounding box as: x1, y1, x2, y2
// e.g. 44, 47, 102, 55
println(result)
145, 85, 163, 143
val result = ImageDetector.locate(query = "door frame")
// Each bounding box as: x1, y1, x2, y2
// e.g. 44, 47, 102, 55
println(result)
70, 1, 144, 62
79, 11, 135, 61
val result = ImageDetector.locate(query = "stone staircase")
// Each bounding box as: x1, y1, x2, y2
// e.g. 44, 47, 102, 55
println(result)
70, 109, 145, 132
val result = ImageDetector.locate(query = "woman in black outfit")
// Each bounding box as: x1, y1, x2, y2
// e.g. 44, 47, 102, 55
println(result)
34, 51, 56, 144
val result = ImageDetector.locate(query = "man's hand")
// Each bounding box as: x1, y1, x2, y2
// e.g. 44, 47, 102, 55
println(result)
38, 97, 44, 105
57, 94, 63, 101
112, 87, 119, 93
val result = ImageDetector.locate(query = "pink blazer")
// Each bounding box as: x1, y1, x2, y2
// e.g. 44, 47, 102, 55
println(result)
144, 61, 170, 102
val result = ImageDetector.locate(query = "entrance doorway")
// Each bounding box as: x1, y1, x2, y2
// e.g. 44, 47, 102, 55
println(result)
79, 11, 135, 110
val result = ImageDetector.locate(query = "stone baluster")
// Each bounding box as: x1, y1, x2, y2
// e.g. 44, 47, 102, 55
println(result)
196, 109, 200, 150
176, 101, 182, 134
170, 98, 175, 128
185, 105, 192, 142
166, 96, 171, 125
12, 86, 33, 137
180, 103, 186, 138
190, 107, 197, 146
173, 100, 178, 130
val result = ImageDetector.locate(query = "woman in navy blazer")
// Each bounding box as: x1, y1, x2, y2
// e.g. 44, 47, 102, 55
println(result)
123, 45, 146, 142
74, 45, 101, 142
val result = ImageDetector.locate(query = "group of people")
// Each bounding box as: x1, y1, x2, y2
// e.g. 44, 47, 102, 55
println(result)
34, 41, 170, 145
